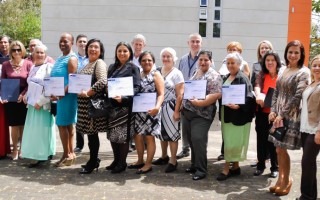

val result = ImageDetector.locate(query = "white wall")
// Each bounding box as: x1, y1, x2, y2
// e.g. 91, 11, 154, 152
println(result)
41, 0, 289, 70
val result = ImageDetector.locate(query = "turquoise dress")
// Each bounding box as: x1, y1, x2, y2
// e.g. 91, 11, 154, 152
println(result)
50, 53, 77, 126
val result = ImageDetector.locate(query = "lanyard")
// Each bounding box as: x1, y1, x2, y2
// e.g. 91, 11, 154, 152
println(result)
188, 55, 198, 78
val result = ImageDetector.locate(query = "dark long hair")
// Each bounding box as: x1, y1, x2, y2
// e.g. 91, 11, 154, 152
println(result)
85, 38, 105, 60
114, 41, 133, 67
261, 50, 282, 74
284, 40, 305, 68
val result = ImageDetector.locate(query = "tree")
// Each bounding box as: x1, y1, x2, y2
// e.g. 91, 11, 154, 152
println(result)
311, 0, 320, 61
0, 0, 41, 47
313, 0, 320, 13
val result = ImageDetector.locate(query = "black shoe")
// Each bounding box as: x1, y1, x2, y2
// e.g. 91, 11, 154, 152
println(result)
270, 171, 278, 178
165, 162, 178, 173
128, 163, 145, 169
105, 160, 117, 170
28, 161, 44, 168
111, 163, 127, 174
82, 158, 100, 169
253, 169, 264, 176
74, 147, 82, 153
136, 167, 152, 174
176, 151, 190, 159
217, 172, 231, 181
152, 156, 169, 165
185, 167, 196, 173
217, 154, 224, 161
48, 155, 53, 160
229, 167, 241, 176
192, 174, 206, 180
250, 162, 257, 168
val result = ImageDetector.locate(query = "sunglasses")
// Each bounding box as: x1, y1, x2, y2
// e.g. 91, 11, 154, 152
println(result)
12, 49, 22, 52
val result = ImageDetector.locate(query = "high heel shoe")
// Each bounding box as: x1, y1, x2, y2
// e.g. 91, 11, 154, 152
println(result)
275, 179, 293, 196
105, 160, 118, 170
82, 158, 101, 168
54, 157, 72, 167
79, 161, 100, 174
11, 150, 19, 160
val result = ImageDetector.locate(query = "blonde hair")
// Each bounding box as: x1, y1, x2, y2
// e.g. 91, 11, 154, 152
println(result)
9, 40, 26, 59
226, 41, 243, 53
257, 40, 273, 61
310, 54, 320, 81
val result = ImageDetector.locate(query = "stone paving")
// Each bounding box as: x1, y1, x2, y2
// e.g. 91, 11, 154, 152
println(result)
0, 116, 319, 200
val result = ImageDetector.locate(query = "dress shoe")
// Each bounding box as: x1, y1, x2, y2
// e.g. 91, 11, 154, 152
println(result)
253, 169, 264, 176
185, 167, 196, 173
74, 147, 82, 153
111, 163, 127, 174
136, 167, 152, 174
152, 156, 169, 165
229, 167, 241, 176
275, 179, 292, 196
192, 174, 206, 181
82, 158, 100, 169
128, 163, 145, 169
79, 165, 99, 174
217, 172, 231, 181
28, 161, 45, 168
270, 171, 278, 178
176, 151, 190, 159
105, 160, 117, 170
217, 154, 224, 161
165, 162, 178, 173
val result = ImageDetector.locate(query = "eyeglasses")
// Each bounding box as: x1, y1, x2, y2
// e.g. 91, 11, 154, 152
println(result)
12, 49, 22, 52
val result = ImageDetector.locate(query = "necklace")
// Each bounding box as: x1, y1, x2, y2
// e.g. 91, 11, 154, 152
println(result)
161, 67, 174, 80
10, 60, 23, 74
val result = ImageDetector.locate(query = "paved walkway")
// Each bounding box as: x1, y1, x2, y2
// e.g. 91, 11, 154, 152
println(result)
0, 116, 318, 200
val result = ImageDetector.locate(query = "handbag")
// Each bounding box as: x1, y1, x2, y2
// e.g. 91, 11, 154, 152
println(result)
269, 119, 288, 141
50, 101, 57, 116
88, 61, 111, 118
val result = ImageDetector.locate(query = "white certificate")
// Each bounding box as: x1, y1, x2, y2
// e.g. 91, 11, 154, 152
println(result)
108, 77, 134, 98
44, 77, 65, 97
222, 84, 246, 105
183, 80, 207, 100
132, 93, 157, 112
68, 74, 92, 94
27, 81, 44, 106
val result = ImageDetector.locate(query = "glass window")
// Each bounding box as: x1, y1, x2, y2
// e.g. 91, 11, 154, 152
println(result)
199, 22, 207, 37
215, 0, 221, 7
200, 0, 208, 7
214, 10, 220, 20
213, 23, 221, 38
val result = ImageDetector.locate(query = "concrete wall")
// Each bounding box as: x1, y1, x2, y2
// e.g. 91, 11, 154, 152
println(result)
41, 0, 289, 69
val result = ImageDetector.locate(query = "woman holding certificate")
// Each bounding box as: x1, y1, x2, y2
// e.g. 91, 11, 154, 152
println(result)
268, 40, 310, 196
152, 48, 184, 173
217, 52, 255, 181
50, 33, 78, 167
21, 43, 56, 167
106, 42, 141, 173
77, 38, 108, 174
182, 50, 222, 181
130, 51, 164, 174
1, 40, 32, 160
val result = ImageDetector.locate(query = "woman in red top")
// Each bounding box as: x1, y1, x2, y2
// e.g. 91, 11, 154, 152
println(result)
253, 51, 282, 177
1, 40, 32, 160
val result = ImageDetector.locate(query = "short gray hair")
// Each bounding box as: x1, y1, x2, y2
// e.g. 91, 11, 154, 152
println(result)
160, 47, 178, 64
225, 52, 243, 64
132, 34, 146, 44
32, 43, 48, 55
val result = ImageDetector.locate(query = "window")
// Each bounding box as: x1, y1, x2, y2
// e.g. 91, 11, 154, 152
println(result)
213, 23, 221, 38
215, 0, 221, 7
214, 10, 220, 20
200, 0, 208, 7
199, 22, 207, 37
199, 8, 207, 20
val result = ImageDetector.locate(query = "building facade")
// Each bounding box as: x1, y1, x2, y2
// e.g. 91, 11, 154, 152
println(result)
41, 0, 311, 68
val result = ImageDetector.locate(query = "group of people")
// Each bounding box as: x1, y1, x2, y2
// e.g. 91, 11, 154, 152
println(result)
0, 32, 319, 199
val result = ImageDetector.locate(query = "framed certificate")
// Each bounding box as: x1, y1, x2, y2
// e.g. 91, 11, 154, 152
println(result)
44, 77, 65, 97
68, 74, 92, 94
108, 77, 134, 98
183, 80, 207, 100
132, 93, 157, 112
1, 79, 20, 102
222, 84, 246, 105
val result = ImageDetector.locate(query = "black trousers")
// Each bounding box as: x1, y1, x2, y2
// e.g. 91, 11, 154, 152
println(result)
300, 132, 320, 200
87, 134, 100, 168
255, 110, 278, 171
76, 128, 84, 149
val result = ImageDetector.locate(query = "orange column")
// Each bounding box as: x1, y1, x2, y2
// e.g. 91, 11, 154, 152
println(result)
287, 0, 312, 65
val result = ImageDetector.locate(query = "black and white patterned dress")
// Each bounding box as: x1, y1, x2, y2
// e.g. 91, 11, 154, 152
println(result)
76, 59, 108, 135
134, 70, 161, 136
159, 68, 184, 141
